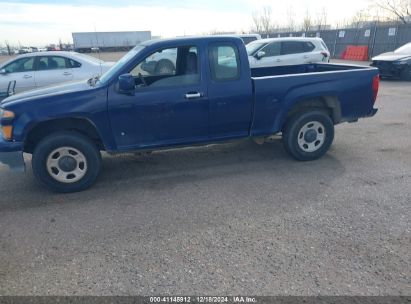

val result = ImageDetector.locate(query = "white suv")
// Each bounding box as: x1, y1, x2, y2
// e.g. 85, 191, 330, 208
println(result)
247, 37, 330, 68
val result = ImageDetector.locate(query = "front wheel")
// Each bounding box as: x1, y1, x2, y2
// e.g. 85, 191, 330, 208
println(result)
32, 131, 101, 193
283, 110, 334, 161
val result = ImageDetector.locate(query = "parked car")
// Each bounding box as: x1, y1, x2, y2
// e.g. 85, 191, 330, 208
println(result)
371, 42, 411, 80
0, 51, 114, 93
0, 36, 379, 193
236, 34, 262, 45
247, 37, 330, 68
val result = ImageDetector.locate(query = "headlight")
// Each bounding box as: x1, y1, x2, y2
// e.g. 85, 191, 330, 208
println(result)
0, 108, 15, 140
393, 59, 411, 65
0, 108, 15, 119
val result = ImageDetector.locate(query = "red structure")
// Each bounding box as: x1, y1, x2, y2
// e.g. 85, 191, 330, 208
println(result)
341, 45, 369, 61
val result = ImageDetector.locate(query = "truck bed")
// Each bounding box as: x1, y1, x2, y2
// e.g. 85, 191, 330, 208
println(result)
250, 63, 379, 137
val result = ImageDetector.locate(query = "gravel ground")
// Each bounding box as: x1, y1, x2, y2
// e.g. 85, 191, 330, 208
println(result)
0, 61, 410, 295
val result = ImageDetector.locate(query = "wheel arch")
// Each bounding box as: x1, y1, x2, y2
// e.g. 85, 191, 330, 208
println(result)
281, 96, 341, 131
24, 117, 106, 153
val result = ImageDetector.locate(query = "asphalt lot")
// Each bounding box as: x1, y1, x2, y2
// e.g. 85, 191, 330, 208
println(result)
0, 55, 410, 295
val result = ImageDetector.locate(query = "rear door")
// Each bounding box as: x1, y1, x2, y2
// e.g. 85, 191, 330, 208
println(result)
0, 57, 36, 93
207, 42, 253, 139
34, 56, 73, 87
279, 41, 310, 65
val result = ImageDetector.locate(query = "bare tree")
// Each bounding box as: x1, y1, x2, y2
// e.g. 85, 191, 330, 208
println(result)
315, 7, 329, 31
261, 6, 274, 36
349, 10, 370, 29
372, 0, 410, 24
252, 10, 263, 33
302, 8, 312, 32
4, 40, 11, 56
251, 6, 274, 37
286, 6, 296, 32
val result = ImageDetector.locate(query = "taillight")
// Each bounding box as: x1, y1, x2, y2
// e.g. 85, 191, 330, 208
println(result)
372, 74, 380, 103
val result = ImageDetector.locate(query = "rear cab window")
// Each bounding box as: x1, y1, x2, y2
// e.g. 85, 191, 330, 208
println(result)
208, 43, 240, 81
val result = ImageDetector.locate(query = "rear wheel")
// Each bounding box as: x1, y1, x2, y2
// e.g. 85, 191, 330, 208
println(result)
283, 110, 334, 161
32, 131, 101, 193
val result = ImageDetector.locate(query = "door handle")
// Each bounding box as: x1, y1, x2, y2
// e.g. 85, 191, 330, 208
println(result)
23, 75, 32, 79
63, 72, 72, 76
276, 59, 281, 62
303, 55, 309, 59
185, 92, 202, 99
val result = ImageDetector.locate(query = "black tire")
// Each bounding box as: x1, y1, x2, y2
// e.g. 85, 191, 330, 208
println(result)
32, 131, 101, 193
400, 66, 411, 81
155, 59, 175, 75
283, 110, 334, 161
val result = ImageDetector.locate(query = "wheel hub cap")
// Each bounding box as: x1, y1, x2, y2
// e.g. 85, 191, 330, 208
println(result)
304, 129, 318, 143
58, 156, 77, 172
297, 121, 326, 153
46, 147, 88, 184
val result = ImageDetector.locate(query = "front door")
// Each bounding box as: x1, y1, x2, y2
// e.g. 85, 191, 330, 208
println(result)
108, 45, 209, 150
0, 56, 36, 93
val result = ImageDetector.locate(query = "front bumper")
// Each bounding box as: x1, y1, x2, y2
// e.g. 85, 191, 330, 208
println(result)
0, 137, 25, 172
369, 108, 378, 117
371, 61, 405, 78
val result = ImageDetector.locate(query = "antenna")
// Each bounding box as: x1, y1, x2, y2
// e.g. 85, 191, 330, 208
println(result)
94, 24, 103, 77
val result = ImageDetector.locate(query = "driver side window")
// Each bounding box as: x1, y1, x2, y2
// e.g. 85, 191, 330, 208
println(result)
131, 48, 177, 77
129, 46, 199, 88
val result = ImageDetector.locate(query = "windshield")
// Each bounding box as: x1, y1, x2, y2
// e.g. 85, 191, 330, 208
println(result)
99, 45, 145, 84
246, 42, 267, 56
394, 43, 411, 54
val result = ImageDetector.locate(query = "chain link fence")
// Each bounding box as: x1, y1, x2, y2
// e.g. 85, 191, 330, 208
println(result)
265, 23, 411, 60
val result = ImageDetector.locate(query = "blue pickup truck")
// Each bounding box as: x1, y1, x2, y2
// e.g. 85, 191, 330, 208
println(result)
0, 36, 379, 192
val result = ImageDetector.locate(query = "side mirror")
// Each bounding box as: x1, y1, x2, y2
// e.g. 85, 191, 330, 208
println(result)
255, 51, 266, 60
0, 68, 7, 75
118, 73, 135, 95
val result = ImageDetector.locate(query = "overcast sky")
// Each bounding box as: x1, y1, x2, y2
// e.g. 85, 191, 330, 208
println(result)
0, 0, 370, 47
